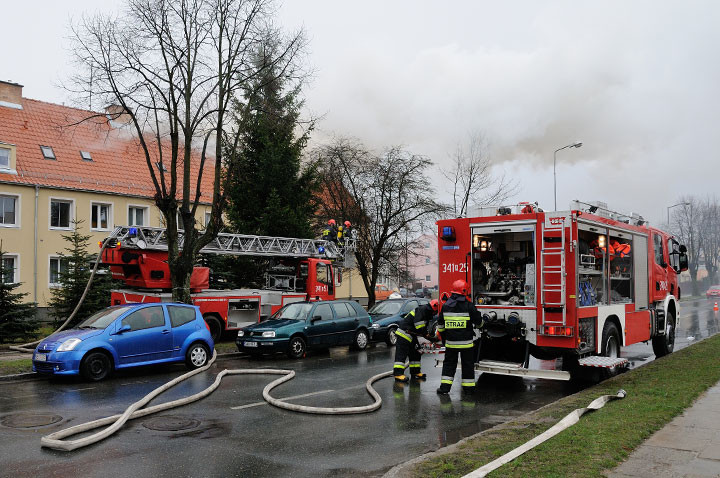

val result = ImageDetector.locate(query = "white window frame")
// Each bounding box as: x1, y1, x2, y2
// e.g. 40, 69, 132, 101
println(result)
49, 197, 75, 230
0, 147, 10, 170
0, 192, 20, 228
48, 255, 68, 287
204, 211, 212, 227
128, 204, 149, 227
90, 201, 113, 231
425, 275, 431, 282
1, 253, 19, 284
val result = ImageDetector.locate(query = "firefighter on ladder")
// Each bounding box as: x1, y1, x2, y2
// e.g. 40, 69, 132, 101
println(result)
322, 219, 338, 243
436, 280, 484, 395
393, 299, 439, 382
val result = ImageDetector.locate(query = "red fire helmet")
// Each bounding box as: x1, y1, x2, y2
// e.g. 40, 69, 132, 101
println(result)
452, 279, 469, 296
430, 299, 439, 312
328, 219, 336, 226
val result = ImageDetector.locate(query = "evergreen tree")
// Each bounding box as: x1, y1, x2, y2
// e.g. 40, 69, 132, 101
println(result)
0, 245, 38, 343
48, 220, 116, 328
225, 52, 319, 239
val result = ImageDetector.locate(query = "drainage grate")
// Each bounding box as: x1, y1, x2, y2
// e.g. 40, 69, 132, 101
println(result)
1, 413, 63, 428
142, 415, 200, 432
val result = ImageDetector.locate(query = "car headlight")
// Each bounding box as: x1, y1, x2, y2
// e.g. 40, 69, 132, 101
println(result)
237, 330, 245, 337
57, 338, 82, 352
371, 323, 380, 329
262, 331, 276, 338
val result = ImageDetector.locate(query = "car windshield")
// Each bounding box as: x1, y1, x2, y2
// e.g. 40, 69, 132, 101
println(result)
76, 306, 134, 329
368, 301, 403, 315
272, 303, 313, 320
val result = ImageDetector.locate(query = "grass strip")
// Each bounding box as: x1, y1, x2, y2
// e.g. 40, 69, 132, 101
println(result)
413, 333, 720, 478
215, 341, 239, 354
0, 359, 33, 376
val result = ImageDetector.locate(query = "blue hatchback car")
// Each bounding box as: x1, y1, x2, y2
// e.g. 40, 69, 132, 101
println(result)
33, 303, 214, 381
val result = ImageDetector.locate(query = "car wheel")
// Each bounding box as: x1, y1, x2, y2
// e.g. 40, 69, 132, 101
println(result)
601, 321, 621, 378
204, 315, 223, 342
287, 336, 306, 359
351, 329, 369, 351
185, 343, 210, 369
652, 311, 675, 358
80, 351, 112, 382
385, 326, 398, 347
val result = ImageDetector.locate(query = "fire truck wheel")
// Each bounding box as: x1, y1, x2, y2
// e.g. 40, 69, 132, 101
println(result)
351, 329, 369, 351
185, 343, 210, 369
287, 336, 307, 359
80, 351, 113, 382
652, 311, 675, 358
385, 326, 398, 346
204, 315, 223, 342
601, 322, 621, 378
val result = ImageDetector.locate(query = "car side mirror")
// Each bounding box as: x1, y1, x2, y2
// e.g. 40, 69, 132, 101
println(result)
114, 324, 131, 335
661, 261, 668, 269
679, 253, 689, 272
310, 316, 322, 324
679, 244, 687, 253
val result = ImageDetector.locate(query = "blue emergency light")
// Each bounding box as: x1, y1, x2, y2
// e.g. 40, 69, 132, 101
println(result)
318, 246, 325, 254
128, 227, 138, 236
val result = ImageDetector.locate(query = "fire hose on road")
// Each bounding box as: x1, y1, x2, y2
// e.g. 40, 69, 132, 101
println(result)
40, 350, 396, 451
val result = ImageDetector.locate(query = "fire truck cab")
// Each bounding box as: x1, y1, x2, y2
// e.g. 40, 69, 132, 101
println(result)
437, 201, 689, 379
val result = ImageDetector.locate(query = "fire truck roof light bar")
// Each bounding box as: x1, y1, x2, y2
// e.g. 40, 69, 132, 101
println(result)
105, 226, 351, 260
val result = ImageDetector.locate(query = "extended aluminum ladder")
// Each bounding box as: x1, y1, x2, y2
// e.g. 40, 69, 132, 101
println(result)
105, 226, 354, 262
540, 216, 567, 326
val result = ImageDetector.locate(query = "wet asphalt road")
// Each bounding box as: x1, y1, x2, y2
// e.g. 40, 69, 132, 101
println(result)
0, 299, 717, 477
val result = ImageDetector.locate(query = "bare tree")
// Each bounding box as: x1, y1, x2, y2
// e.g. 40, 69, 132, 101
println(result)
69, 0, 306, 302
443, 132, 517, 217
316, 138, 447, 306
671, 197, 703, 296
699, 196, 720, 285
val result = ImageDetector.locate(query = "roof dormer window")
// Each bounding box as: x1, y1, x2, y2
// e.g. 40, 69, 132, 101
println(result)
40, 145, 56, 160
80, 151, 93, 161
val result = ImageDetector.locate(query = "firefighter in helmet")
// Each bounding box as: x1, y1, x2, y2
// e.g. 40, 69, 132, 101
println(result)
393, 299, 439, 382
338, 220, 352, 248
436, 280, 484, 394
322, 219, 338, 243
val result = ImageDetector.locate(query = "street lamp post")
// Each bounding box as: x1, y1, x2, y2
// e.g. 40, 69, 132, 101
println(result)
554, 142, 583, 210
667, 202, 690, 227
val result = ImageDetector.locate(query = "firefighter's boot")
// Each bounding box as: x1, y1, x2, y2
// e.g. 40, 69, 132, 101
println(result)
412, 372, 427, 380
436, 386, 450, 395
394, 374, 409, 383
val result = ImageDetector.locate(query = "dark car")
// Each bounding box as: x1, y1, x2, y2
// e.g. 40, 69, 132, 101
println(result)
33, 303, 214, 381
707, 285, 720, 299
236, 300, 372, 358
368, 298, 430, 346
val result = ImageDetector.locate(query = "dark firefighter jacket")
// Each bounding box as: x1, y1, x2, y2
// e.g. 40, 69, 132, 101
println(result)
396, 303, 434, 342
438, 293, 483, 349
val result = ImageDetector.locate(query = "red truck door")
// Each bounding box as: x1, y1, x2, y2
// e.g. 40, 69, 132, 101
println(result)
305, 259, 334, 301
650, 232, 670, 302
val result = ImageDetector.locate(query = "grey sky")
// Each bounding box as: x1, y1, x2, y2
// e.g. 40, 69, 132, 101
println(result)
4, 1, 720, 225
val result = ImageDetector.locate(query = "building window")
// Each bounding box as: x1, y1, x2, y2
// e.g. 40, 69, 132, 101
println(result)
49, 257, 69, 286
205, 211, 212, 227
1, 254, 18, 284
425, 257, 431, 264
50, 199, 73, 229
91, 203, 112, 231
80, 151, 93, 161
0, 148, 9, 169
425, 275, 431, 282
40, 145, 56, 160
0, 195, 18, 226
128, 206, 148, 226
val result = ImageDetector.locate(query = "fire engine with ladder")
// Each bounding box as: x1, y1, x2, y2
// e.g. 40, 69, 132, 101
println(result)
437, 201, 689, 380
100, 226, 352, 340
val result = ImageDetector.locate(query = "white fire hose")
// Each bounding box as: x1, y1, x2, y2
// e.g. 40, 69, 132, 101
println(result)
41, 350, 395, 451
461, 389, 627, 478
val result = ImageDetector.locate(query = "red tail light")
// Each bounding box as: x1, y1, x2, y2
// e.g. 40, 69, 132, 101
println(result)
542, 325, 574, 336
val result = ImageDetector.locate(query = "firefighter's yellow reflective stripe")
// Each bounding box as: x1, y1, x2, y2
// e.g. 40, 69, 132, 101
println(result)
409, 362, 421, 368
461, 381, 475, 387
445, 339, 474, 348
395, 330, 412, 342
437, 327, 445, 332
441, 379, 453, 385
414, 321, 426, 329
393, 362, 406, 369
444, 312, 470, 318
441, 375, 453, 382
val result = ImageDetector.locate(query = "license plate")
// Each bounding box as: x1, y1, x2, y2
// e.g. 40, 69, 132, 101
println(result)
36, 354, 48, 361
244, 341, 258, 348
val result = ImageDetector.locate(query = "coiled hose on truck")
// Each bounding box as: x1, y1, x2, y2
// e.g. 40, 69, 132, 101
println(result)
41, 350, 396, 451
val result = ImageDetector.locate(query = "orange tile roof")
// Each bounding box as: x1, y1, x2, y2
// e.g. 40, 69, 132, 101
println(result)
0, 98, 215, 202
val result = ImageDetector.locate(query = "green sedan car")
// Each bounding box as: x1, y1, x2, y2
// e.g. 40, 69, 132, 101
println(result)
236, 300, 373, 358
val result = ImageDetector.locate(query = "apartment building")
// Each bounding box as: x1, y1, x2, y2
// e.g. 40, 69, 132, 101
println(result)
0, 80, 213, 313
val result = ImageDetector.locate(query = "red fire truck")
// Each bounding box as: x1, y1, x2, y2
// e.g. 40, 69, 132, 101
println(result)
101, 226, 347, 340
437, 201, 689, 380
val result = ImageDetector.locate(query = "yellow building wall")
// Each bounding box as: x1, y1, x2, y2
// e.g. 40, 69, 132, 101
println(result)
0, 182, 212, 307
335, 267, 369, 306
